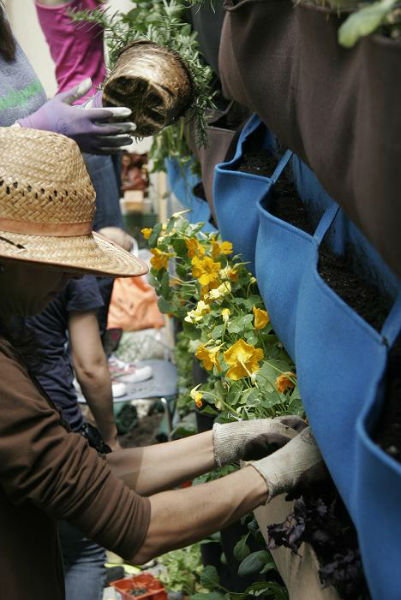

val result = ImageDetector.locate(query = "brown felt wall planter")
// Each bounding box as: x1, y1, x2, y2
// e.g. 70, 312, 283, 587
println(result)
219, 0, 401, 278
188, 102, 250, 219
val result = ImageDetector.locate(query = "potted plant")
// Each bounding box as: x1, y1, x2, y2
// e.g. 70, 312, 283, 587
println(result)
71, 0, 215, 173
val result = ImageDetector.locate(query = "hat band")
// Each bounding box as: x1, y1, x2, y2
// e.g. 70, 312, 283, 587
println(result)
0, 218, 92, 237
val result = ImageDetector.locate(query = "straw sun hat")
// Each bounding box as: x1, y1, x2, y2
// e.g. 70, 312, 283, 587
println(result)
0, 126, 147, 277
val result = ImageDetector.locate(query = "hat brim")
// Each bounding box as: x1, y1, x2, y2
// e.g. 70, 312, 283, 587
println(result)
0, 230, 148, 277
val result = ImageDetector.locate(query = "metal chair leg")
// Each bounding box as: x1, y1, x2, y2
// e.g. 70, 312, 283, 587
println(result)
160, 397, 173, 439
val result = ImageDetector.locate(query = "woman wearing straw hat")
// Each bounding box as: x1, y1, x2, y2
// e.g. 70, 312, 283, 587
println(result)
0, 126, 323, 600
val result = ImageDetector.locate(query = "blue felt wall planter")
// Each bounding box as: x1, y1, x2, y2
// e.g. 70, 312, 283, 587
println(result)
255, 151, 312, 361
165, 158, 216, 233
213, 114, 277, 272
295, 204, 401, 599
356, 388, 401, 600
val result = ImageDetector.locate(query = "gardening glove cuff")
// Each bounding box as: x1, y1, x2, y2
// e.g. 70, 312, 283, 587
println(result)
250, 427, 324, 501
213, 417, 304, 467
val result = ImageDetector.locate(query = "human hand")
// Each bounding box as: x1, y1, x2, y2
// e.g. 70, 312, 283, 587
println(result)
17, 78, 136, 154
250, 427, 326, 501
213, 415, 307, 467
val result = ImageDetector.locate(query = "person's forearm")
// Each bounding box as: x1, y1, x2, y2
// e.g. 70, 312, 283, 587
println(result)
107, 431, 215, 495
132, 465, 268, 564
77, 366, 118, 447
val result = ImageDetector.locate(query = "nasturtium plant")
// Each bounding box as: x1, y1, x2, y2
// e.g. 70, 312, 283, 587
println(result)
142, 213, 304, 423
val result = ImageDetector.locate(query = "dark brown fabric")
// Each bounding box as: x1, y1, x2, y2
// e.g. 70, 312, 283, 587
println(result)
219, 0, 401, 278
189, 1, 225, 75
190, 102, 250, 218
0, 350, 151, 600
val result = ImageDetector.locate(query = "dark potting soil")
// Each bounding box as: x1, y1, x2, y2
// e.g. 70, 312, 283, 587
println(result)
270, 172, 317, 236
374, 332, 401, 464
235, 124, 278, 178
236, 148, 278, 178
317, 249, 393, 332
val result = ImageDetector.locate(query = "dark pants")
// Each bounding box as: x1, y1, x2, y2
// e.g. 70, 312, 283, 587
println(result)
58, 521, 106, 600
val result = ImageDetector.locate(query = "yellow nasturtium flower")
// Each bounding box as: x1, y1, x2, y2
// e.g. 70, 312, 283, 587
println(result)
191, 256, 221, 287
141, 227, 152, 240
275, 372, 296, 394
253, 306, 270, 330
220, 266, 238, 282
212, 240, 233, 258
190, 387, 203, 408
184, 300, 210, 324
224, 339, 264, 381
206, 281, 231, 301
185, 237, 205, 259
195, 344, 221, 372
150, 248, 172, 271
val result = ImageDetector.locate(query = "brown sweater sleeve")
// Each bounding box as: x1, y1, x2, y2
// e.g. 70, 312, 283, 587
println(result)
0, 350, 150, 561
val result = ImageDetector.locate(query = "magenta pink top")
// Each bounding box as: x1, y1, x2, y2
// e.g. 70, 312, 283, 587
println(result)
35, 0, 106, 103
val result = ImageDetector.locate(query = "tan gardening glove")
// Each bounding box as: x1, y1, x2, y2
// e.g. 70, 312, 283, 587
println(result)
213, 416, 307, 467
250, 427, 325, 501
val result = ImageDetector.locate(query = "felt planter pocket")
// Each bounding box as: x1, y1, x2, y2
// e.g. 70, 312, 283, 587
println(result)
354, 340, 401, 600
219, 0, 401, 278
213, 114, 280, 271
355, 407, 401, 599
294, 205, 401, 597
165, 158, 216, 233
254, 153, 316, 360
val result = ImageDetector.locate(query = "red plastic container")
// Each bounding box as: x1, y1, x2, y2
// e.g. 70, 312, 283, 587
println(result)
110, 572, 167, 600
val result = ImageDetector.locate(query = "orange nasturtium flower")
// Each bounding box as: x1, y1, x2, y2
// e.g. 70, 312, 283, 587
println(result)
224, 339, 264, 381
212, 240, 233, 258
191, 256, 221, 287
150, 248, 172, 271
185, 237, 205, 259
195, 344, 221, 372
141, 227, 152, 240
275, 372, 296, 394
253, 306, 270, 330
190, 387, 203, 408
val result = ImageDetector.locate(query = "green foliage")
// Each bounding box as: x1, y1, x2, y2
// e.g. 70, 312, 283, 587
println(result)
338, 0, 399, 46
158, 543, 205, 595
238, 550, 274, 577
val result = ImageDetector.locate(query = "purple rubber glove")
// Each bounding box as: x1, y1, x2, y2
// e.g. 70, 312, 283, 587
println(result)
17, 78, 136, 155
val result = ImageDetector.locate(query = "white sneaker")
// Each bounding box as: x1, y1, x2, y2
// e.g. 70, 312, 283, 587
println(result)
111, 381, 127, 398
108, 355, 153, 384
